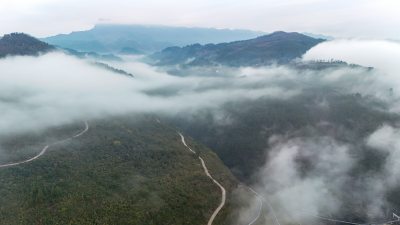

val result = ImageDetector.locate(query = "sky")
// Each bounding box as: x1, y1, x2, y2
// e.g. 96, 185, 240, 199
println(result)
0, 0, 399, 39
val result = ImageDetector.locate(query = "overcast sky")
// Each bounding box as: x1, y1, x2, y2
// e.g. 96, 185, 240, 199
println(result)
0, 0, 399, 39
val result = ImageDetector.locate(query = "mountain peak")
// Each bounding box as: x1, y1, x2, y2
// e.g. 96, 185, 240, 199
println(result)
152, 30, 325, 67
2, 32, 35, 41
0, 33, 54, 57
257, 31, 324, 41
269, 31, 294, 35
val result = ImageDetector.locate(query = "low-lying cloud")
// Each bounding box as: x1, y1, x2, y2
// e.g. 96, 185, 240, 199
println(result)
242, 39, 400, 224
3, 40, 400, 224
260, 136, 351, 217
304, 39, 400, 91
0, 52, 301, 137
367, 125, 400, 187
254, 134, 389, 223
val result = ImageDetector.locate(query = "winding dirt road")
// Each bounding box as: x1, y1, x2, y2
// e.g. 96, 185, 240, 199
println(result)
0, 121, 89, 168
178, 132, 226, 225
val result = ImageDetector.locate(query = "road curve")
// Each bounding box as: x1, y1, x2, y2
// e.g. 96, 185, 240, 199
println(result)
0, 121, 89, 168
178, 132, 227, 225
246, 189, 263, 225
249, 188, 281, 225
73, 121, 89, 138
0, 145, 49, 168
179, 133, 196, 154
199, 156, 227, 225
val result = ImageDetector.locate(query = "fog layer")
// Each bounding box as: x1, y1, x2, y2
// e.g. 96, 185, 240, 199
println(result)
245, 40, 400, 224
2, 41, 400, 224
0, 52, 298, 137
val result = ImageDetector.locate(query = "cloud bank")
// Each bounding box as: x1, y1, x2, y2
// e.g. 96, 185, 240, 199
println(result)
304, 39, 400, 85
0, 52, 301, 137
241, 39, 400, 224
2, 40, 400, 225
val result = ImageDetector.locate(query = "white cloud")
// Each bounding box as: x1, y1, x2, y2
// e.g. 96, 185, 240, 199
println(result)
0, 52, 301, 137
304, 39, 400, 75
256, 136, 352, 222
303, 39, 400, 107
367, 125, 400, 187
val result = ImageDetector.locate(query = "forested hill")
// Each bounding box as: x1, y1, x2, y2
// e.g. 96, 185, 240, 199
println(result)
151, 31, 324, 67
0, 115, 248, 225
0, 33, 54, 58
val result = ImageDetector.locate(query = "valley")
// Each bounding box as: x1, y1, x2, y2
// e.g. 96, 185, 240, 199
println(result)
1, 11, 400, 225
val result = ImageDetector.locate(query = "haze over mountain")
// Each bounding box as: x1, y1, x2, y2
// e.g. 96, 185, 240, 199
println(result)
151, 31, 324, 67
42, 24, 265, 54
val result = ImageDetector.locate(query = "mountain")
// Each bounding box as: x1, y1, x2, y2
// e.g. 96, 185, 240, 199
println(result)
151, 31, 325, 67
167, 85, 400, 221
0, 115, 250, 225
0, 33, 54, 58
42, 24, 265, 54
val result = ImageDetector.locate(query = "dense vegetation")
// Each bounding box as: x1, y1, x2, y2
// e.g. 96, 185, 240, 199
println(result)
168, 85, 400, 222
171, 87, 398, 180
0, 115, 245, 225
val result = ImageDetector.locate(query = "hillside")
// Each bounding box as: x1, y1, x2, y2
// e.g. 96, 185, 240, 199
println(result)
0, 115, 246, 225
168, 86, 400, 221
171, 87, 397, 178
0, 33, 54, 58
42, 24, 265, 54
151, 31, 325, 67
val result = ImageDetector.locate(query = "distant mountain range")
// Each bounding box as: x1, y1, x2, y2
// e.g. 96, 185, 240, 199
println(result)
0, 33, 54, 57
0, 31, 338, 72
0, 32, 137, 78
151, 31, 325, 67
42, 24, 266, 54
1, 30, 334, 73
